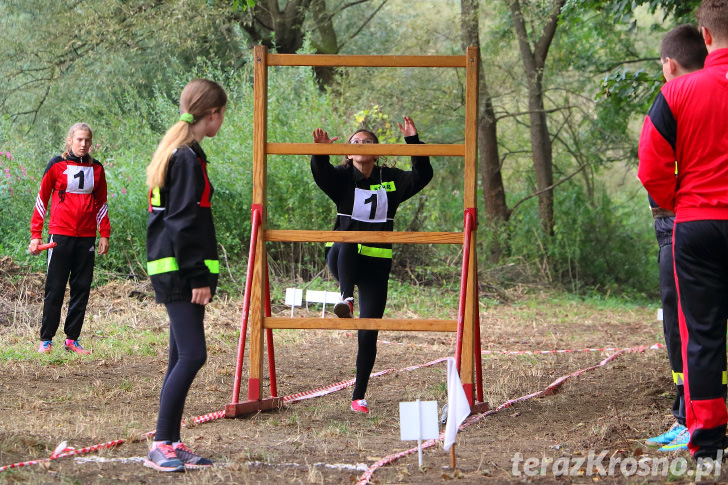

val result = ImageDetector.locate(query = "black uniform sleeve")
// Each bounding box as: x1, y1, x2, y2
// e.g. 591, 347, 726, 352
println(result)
311, 154, 348, 203
396, 134, 433, 202
164, 154, 209, 288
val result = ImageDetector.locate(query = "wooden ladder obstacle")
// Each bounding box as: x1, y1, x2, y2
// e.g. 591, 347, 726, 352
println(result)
226, 45, 487, 417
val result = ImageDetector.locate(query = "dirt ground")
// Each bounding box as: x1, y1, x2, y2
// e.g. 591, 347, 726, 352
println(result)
0, 257, 716, 484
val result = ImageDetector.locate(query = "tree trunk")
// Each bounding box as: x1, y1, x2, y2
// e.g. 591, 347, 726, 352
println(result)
242, 0, 311, 53
509, 0, 565, 236
461, 0, 510, 261
311, 0, 339, 88
238, 0, 386, 89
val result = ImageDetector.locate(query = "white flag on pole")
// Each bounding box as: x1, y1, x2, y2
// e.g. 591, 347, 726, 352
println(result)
444, 357, 471, 450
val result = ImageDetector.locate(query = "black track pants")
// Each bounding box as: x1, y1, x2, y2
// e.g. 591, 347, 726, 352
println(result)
40, 235, 96, 341
654, 217, 685, 425
326, 243, 391, 401
673, 220, 728, 459
155, 301, 207, 442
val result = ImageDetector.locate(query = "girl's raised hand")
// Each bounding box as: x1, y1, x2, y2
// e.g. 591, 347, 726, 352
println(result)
397, 116, 417, 137
313, 128, 338, 144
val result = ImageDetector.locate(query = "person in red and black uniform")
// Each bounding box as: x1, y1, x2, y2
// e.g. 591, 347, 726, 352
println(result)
29, 122, 110, 355
638, 0, 728, 461
143, 79, 226, 472
643, 25, 706, 452
311, 116, 433, 414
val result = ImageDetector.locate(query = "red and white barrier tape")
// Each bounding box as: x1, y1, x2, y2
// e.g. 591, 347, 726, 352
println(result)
282, 357, 449, 404
355, 345, 652, 484
192, 409, 226, 424
481, 343, 663, 356
0, 413, 226, 473
282, 369, 394, 404
376, 335, 664, 357
0, 439, 125, 473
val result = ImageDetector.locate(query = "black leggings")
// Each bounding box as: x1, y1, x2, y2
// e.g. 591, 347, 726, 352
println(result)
155, 301, 207, 442
326, 243, 391, 400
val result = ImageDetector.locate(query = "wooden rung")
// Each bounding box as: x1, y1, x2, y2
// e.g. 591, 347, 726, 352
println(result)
264, 317, 457, 332
265, 230, 463, 244
267, 143, 465, 157
268, 54, 467, 68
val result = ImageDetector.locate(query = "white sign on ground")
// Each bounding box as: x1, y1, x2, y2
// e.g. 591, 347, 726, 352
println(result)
399, 399, 439, 466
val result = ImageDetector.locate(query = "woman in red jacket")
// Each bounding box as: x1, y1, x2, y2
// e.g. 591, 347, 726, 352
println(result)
29, 122, 110, 355
144, 79, 226, 472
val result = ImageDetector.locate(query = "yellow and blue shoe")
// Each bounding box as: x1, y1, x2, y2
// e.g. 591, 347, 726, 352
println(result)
658, 427, 689, 452
646, 422, 686, 446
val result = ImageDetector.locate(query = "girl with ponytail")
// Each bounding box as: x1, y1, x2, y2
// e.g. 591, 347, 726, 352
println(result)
144, 78, 227, 472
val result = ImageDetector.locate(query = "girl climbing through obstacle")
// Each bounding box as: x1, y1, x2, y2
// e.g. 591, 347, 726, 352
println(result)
144, 78, 226, 472
310, 115, 433, 414
29, 122, 110, 355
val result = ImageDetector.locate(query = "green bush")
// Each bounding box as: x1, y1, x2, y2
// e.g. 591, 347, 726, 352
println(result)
502, 184, 656, 296
0, 56, 658, 299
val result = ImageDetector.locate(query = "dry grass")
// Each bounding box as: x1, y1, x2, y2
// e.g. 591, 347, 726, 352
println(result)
0, 260, 704, 483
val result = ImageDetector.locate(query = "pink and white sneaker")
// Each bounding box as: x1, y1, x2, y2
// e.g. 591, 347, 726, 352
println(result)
351, 399, 369, 413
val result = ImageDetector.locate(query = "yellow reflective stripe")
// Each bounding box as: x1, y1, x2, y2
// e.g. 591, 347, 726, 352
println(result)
147, 257, 178, 275
147, 257, 219, 275
151, 187, 161, 207
723, 371, 727, 386
205, 260, 219, 274
672, 371, 683, 385
358, 244, 392, 258
323, 242, 392, 258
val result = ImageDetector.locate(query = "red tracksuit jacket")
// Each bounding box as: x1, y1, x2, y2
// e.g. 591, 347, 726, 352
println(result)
638, 48, 728, 222
31, 152, 111, 239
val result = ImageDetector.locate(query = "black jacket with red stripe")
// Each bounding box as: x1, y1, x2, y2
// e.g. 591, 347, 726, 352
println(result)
146, 142, 219, 303
31, 152, 110, 240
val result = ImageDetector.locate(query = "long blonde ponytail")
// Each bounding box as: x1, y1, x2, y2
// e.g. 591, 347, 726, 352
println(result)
146, 79, 227, 188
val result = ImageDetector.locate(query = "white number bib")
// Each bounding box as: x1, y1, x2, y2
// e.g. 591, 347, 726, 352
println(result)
65, 165, 94, 194
351, 187, 388, 223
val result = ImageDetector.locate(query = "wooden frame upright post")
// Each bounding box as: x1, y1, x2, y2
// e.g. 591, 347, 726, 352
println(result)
461, 46, 480, 407
226, 45, 283, 416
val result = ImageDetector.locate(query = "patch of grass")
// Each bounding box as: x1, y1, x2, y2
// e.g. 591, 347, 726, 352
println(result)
320, 420, 352, 437
386, 279, 459, 319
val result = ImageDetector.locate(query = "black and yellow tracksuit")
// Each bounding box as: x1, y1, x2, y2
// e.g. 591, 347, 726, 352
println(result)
147, 142, 219, 303
311, 134, 433, 401
146, 141, 218, 442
